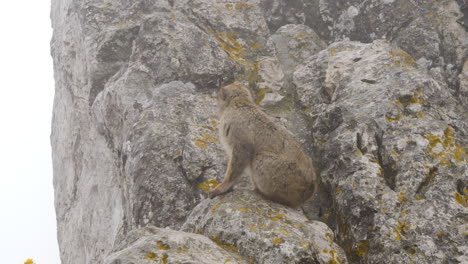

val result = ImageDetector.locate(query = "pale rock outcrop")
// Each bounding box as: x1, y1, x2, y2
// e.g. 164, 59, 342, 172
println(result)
183, 191, 348, 264
103, 227, 250, 264
294, 40, 468, 263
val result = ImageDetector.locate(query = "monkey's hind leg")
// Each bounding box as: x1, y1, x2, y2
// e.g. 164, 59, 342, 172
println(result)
251, 152, 307, 207
208, 145, 252, 199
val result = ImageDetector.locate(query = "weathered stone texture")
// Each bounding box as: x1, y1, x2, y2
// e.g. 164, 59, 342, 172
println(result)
103, 227, 250, 264
294, 40, 468, 263
51, 0, 467, 263
182, 191, 348, 264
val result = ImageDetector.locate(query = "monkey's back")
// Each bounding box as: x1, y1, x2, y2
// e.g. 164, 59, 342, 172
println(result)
220, 99, 316, 207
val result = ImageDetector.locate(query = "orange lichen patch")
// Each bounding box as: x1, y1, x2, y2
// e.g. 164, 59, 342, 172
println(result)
211, 202, 222, 215
267, 212, 286, 221
393, 229, 402, 241
176, 247, 188, 252
385, 113, 403, 122
278, 228, 289, 235
436, 232, 446, 237
415, 196, 424, 200
197, 179, 219, 192
454, 192, 468, 207
216, 32, 247, 65
398, 193, 407, 204
235, 1, 254, 10
335, 187, 342, 194
161, 253, 168, 264
212, 237, 238, 251
389, 49, 416, 67
250, 225, 258, 231
157, 241, 170, 250
272, 237, 283, 244
247, 61, 259, 87
425, 126, 467, 167
327, 249, 341, 264
301, 242, 309, 248
234, 207, 251, 213
397, 220, 410, 232
296, 32, 306, 39
255, 87, 271, 104
251, 42, 260, 50
24, 259, 34, 264
194, 133, 219, 149
210, 120, 218, 127
393, 220, 409, 241
146, 252, 157, 260
356, 240, 369, 256
194, 138, 208, 149
417, 112, 426, 118
203, 133, 219, 143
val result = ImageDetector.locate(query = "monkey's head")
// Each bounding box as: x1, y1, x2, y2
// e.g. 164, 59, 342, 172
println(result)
218, 81, 254, 110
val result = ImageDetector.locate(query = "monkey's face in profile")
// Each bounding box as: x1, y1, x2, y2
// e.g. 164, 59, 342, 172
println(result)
218, 81, 254, 111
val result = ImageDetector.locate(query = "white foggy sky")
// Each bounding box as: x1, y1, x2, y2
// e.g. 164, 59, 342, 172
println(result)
0, 1, 60, 264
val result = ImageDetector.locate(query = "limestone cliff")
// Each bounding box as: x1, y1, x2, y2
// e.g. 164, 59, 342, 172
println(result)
51, 0, 468, 263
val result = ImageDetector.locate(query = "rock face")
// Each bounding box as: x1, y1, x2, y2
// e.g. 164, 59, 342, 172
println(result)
50, 0, 467, 264
182, 191, 347, 264
103, 227, 250, 264
294, 40, 468, 263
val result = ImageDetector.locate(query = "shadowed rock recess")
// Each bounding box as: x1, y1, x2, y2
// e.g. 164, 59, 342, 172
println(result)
51, 0, 467, 263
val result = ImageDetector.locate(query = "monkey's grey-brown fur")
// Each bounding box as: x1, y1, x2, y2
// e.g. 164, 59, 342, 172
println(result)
208, 82, 317, 207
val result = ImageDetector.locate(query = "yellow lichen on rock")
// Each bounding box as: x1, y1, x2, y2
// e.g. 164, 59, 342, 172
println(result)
146, 252, 157, 260
255, 87, 272, 104
425, 126, 467, 166
356, 240, 369, 256
215, 32, 247, 65
157, 241, 170, 250
454, 192, 468, 207
272, 237, 283, 244
389, 49, 416, 69
385, 113, 403, 122
194, 133, 219, 149
197, 179, 219, 192
211, 202, 222, 215
212, 237, 238, 252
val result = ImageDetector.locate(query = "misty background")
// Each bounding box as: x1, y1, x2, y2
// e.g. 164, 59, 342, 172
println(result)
0, 1, 60, 263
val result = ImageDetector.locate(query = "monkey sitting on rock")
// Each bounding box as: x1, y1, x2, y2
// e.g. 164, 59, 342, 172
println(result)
208, 81, 317, 207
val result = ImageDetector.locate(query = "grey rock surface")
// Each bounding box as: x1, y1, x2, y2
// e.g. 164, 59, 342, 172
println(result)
183, 190, 348, 264
258, 0, 468, 100
294, 40, 468, 263
103, 227, 249, 264
50, 0, 468, 263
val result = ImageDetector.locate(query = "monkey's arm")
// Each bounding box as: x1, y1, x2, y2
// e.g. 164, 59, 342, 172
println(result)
208, 143, 253, 199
